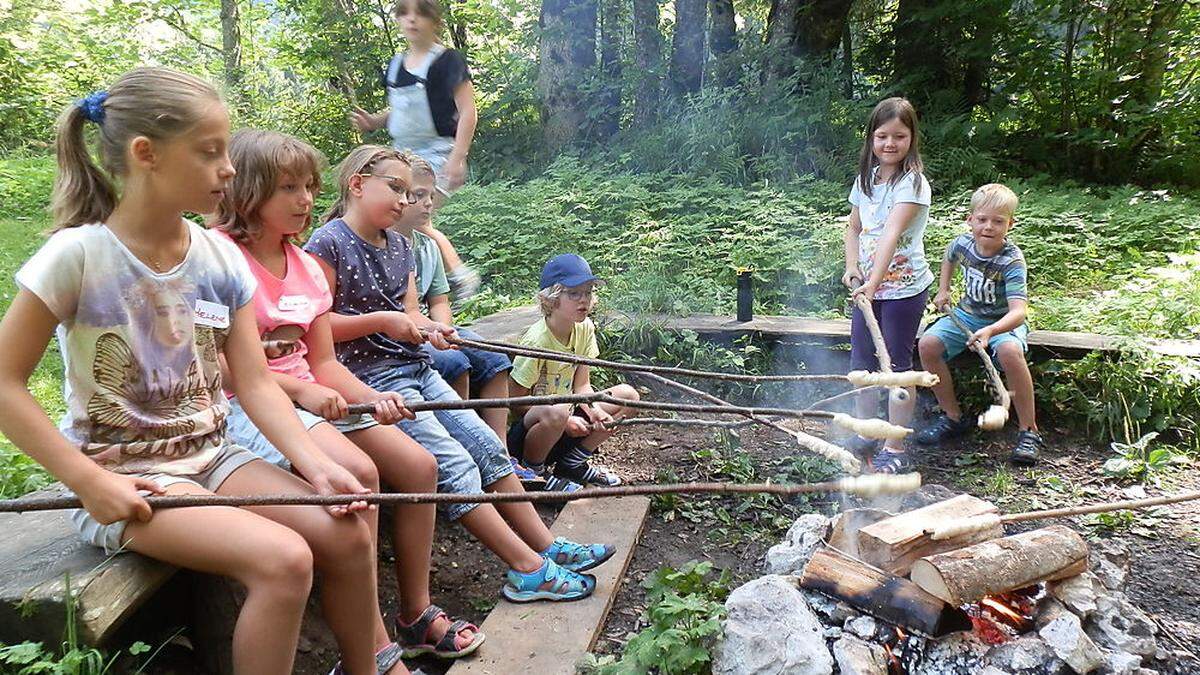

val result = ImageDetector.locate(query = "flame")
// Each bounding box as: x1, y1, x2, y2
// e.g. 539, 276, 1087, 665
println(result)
980, 597, 1026, 626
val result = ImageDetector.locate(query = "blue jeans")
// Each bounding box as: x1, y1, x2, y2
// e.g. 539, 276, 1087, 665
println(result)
360, 361, 513, 521
421, 328, 512, 387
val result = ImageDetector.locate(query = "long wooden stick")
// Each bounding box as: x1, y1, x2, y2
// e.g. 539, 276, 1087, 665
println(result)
846, 280, 908, 404
0, 474, 922, 513
605, 417, 756, 429
926, 489, 1200, 540
940, 304, 1011, 430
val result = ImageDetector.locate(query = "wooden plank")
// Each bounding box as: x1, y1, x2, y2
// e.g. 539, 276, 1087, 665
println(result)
856, 495, 1003, 576
0, 486, 176, 645
467, 306, 1200, 357
447, 496, 651, 675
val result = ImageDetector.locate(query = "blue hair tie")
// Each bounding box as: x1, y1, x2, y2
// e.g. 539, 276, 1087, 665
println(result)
77, 91, 108, 124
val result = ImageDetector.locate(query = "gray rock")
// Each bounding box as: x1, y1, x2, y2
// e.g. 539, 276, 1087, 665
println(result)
1091, 541, 1131, 592
832, 635, 889, 675
764, 514, 829, 575
1133, 669, 1158, 675
715, 575, 833, 675
1098, 650, 1142, 675
1050, 573, 1102, 619
845, 615, 877, 639
1039, 611, 1104, 674
914, 632, 990, 675
823, 626, 843, 639
984, 635, 1068, 674
1086, 594, 1157, 658
801, 589, 858, 624
1037, 597, 1071, 630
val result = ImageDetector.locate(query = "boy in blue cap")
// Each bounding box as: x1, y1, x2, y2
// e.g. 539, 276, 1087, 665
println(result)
507, 254, 640, 490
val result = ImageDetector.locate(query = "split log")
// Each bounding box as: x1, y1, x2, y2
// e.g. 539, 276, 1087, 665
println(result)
799, 546, 971, 637
909, 525, 1088, 606
857, 494, 1002, 576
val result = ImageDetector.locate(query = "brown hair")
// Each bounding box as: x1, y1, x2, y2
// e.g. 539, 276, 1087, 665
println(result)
322, 145, 411, 223
51, 67, 222, 230
402, 151, 436, 181
856, 97, 924, 199
391, 0, 445, 33
210, 129, 325, 244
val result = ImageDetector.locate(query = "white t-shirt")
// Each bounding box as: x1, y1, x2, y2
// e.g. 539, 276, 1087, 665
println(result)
848, 168, 933, 300
16, 221, 255, 476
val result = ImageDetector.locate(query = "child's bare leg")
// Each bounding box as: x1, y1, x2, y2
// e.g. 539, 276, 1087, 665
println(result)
458, 504, 545, 572
345, 425, 475, 643
520, 404, 570, 466
307, 424, 391, 650
123, 483, 313, 675
488, 474, 554, 551
918, 335, 961, 419
996, 343, 1037, 431
883, 386, 917, 451
450, 372, 469, 399
221, 461, 392, 675
580, 384, 638, 450
476, 372, 509, 442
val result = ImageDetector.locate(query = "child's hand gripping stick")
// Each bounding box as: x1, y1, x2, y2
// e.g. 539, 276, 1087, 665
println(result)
845, 275, 909, 404
939, 302, 1011, 431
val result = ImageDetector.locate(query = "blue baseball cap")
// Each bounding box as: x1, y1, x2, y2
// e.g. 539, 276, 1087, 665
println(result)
539, 254, 601, 290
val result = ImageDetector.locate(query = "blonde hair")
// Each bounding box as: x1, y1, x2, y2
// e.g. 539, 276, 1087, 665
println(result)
210, 129, 325, 244
970, 183, 1019, 219
51, 67, 222, 231
402, 151, 436, 181
322, 145, 411, 223
536, 283, 598, 317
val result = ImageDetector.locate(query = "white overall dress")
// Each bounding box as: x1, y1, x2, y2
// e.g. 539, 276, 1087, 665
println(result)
386, 45, 458, 188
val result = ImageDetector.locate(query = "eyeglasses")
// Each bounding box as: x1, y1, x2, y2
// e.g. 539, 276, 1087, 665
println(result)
564, 288, 596, 301
359, 173, 418, 204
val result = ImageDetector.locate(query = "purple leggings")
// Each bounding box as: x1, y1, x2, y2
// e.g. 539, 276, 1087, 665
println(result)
849, 288, 928, 372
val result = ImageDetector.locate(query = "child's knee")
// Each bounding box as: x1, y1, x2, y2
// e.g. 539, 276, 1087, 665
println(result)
539, 404, 572, 428
995, 342, 1026, 369
344, 453, 381, 492
412, 448, 438, 487
610, 383, 639, 402
918, 335, 944, 361
249, 528, 314, 594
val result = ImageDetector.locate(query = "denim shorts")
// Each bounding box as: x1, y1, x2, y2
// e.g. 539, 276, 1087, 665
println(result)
359, 360, 514, 521
226, 397, 378, 469
72, 445, 261, 554
922, 310, 1029, 370
421, 327, 512, 387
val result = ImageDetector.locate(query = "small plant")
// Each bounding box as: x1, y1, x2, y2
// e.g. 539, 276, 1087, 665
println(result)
1102, 432, 1189, 482
581, 561, 731, 675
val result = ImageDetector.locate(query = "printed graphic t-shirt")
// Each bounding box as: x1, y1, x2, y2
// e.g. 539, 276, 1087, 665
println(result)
304, 218, 430, 377
217, 231, 333, 384
944, 233, 1028, 321
16, 221, 255, 476
510, 317, 599, 396
848, 168, 934, 300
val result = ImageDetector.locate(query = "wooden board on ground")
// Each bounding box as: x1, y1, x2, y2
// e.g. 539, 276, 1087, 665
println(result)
0, 486, 176, 645
467, 305, 1200, 357
447, 496, 651, 675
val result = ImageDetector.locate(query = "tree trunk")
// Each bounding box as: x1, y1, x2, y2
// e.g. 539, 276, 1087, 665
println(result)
893, 0, 947, 97
596, 0, 623, 138
538, 0, 597, 151
840, 18, 853, 96
1135, 0, 1182, 107
669, 0, 706, 95
766, 0, 852, 74
961, 1, 1009, 107
219, 0, 244, 112
445, 0, 471, 57
631, 0, 664, 126
710, 0, 737, 56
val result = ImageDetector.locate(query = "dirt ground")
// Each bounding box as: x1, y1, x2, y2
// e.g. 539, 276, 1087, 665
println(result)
135, 383, 1199, 674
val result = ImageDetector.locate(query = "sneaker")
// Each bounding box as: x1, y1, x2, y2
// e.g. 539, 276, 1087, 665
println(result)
502, 558, 596, 602
870, 448, 915, 474
914, 413, 973, 445
540, 474, 583, 492
555, 454, 622, 487
509, 456, 540, 481
843, 434, 880, 457
1010, 429, 1044, 465
541, 536, 616, 572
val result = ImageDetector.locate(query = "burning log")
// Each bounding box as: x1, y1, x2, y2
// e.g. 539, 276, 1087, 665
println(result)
856, 495, 1004, 576
909, 525, 1088, 606
799, 546, 972, 637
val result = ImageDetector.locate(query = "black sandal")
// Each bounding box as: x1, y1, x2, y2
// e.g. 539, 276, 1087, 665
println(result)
870, 448, 914, 474
395, 604, 485, 659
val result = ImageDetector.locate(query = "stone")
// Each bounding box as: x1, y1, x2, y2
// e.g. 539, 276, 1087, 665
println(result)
1039, 611, 1104, 674
984, 635, 1067, 674
715, 575, 833, 675
845, 615, 877, 639
1091, 541, 1131, 592
832, 635, 889, 675
1050, 573, 1102, 619
914, 632, 990, 675
1036, 597, 1071, 630
764, 514, 829, 575
1086, 594, 1157, 658
1098, 650, 1142, 675
801, 589, 857, 624
823, 627, 843, 639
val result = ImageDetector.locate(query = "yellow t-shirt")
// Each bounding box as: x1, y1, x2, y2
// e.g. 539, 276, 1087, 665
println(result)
510, 317, 600, 396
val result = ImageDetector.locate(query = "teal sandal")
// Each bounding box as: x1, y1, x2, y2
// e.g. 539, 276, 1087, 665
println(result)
502, 559, 596, 603
541, 537, 615, 573
395, 604, 485, 659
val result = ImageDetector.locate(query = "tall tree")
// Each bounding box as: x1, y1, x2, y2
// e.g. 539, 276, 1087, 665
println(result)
710, 0, 737, 57
766, 0, 853, 72
596, 0, 624, 138
538, 0, 597, 151
631, 0, 664, 126
219, 0, 244, 112
668, 0, 706, 95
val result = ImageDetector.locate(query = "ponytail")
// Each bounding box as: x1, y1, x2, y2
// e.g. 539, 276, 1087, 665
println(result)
322, 145, 409, 224
51, 103, 119, 231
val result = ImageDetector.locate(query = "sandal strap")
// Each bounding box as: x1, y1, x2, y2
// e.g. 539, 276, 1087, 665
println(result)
396, 604, 447, 645
435, 619, 475, 652
375, 642, 404, 674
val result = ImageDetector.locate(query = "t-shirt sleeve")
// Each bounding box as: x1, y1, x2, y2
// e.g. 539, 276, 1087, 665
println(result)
15, 231, 85, 322
1003, 252, 1028, 301
437, 49, 472, 89
427, 245, 451, 298
848, 179, 862, 208
510, 355, 539, 389
303, 227, 340, 273
893, 172, 931, 206
206, 229, 257, 308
